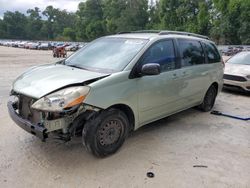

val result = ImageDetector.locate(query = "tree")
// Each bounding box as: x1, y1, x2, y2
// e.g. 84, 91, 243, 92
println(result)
53, 10, 77, 39
0, 19, 7, 38
211, 0, 241, 44
103, 0, 148, 33
26, 7, 43, 39
76, 0, 105, 41
3, 11, 27, 39
238, 0, 250, 44
42, 6, 58, 39
0, 0, 249, 44
147, 1, 161, 29
103, 0, 126, 33
116, 0, 149, 32
197, 1, 211, 35
63, 27, 76, 41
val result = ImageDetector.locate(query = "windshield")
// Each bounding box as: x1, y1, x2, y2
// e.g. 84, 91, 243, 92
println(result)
227, 52, 250, 65
65, 37, 148, 73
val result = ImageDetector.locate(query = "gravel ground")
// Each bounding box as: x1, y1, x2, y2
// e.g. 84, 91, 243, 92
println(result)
0, 46, 249, 188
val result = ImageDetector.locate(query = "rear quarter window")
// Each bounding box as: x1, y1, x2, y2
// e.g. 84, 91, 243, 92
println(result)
178, 39, 205, 67
204, 42, 221, 63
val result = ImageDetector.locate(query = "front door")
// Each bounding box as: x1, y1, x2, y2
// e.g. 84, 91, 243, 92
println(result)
136, 40, 184, 125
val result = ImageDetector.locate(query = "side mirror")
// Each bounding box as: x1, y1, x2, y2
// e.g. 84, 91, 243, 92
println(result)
141, 63, 161, 76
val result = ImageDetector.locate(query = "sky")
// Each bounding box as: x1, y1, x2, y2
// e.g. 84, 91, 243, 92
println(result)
0, 0, 84, 18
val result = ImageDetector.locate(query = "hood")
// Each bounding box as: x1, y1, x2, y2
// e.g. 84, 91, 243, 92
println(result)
224, 63, 250, 76
13, 64, 109, 98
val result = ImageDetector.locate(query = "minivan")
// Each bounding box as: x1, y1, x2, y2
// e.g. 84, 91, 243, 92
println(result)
8, 31, 224, 157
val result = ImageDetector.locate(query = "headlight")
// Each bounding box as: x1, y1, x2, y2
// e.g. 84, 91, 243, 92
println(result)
247, 75, 250, 79
32, 86, 90, 112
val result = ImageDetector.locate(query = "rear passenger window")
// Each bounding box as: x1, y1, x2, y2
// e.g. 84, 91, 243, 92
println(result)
204, 42, 221, 63
178, 39, 205, 67
140, 40, 176, 72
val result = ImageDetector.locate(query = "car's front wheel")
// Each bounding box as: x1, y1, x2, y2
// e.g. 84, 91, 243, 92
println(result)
82, 108, 129, 157
198, 85, 217, 112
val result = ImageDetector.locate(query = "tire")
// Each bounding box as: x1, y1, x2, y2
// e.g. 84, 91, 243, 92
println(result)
198, 85, 217, 112
82, 108, 129, 157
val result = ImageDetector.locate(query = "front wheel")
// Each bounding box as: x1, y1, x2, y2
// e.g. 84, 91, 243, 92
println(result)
82, 109, 129, 157
198, 85, 217, 112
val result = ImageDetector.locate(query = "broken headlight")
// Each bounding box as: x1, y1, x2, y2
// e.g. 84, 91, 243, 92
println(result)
32, 86, 90, 112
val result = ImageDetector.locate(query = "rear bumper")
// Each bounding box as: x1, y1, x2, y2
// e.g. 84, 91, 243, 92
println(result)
7, 101, 48, 141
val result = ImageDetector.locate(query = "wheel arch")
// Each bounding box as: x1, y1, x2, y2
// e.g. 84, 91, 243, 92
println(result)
211, 82, 219, 95
107, 104, 135, 132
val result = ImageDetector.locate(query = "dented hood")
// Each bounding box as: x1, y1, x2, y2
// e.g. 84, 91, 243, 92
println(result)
13, 64, 108, 98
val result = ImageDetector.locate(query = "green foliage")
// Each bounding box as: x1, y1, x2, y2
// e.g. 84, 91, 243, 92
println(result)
26, 7, 43, 39
3, 11, 27, 39
76, 0, 105, 41
103, 0, 149, 33
63, 27, 76, 41
0, 0, 249, 44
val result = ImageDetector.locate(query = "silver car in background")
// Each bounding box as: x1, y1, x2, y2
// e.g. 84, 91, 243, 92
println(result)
224, 52, 250, 92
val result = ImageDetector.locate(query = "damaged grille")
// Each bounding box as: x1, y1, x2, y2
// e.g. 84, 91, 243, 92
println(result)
223, 74, 247, 82
17, 95, 41, 124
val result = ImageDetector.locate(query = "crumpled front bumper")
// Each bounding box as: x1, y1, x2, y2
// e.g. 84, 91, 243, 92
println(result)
7, 101, 48, 141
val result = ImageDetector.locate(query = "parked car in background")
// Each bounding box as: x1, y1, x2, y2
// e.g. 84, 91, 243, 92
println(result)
8, 31, 223, 157
224, 52, 250, 92
29, 42, 40, 49
18, 41, 28, 48
12, 41, 19, 47
38, 43, 51, 50
25, 42, 34, 49
78, 44, 85, 49
65, 44, 79, 51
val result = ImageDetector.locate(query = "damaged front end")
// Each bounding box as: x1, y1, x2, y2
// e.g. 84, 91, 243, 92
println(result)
8, 91, 101, 142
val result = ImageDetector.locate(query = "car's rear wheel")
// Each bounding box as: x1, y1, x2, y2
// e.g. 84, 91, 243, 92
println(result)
198, 85, 217, 112
82, 108, 129, 157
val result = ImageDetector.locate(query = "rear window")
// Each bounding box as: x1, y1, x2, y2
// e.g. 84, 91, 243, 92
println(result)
178, 39, 205, 67
204, 42, 221, 63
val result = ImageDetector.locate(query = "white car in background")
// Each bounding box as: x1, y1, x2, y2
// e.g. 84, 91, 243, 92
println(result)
18, 41, 28, 48
224, 52, 250, 92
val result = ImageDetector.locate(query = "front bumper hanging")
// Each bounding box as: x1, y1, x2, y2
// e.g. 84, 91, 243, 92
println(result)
7, 101, 48, 141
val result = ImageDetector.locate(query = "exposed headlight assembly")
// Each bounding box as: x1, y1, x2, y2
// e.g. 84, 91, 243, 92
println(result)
32, 86, 90, 112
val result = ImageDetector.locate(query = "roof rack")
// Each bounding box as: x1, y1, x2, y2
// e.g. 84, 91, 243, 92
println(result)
159, 31, 209, 40
117, 30, 209, 40
117, 30, 160, 34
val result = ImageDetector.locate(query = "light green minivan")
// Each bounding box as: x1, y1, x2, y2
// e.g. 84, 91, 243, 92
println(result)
8, 31, 224, 157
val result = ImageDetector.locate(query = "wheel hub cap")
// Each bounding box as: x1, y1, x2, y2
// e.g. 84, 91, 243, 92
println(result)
98, 120, 122, 146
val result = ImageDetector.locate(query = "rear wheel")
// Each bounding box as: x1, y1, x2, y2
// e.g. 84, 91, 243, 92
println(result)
82, 108, 129, 157
198, 85, 217, 112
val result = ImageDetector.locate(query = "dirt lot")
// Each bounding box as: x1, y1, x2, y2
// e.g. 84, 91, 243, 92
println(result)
0, 46, 249, 188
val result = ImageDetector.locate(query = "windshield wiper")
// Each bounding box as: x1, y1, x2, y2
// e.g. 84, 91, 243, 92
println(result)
55, 59, 65, 65
67, 64, 89, 70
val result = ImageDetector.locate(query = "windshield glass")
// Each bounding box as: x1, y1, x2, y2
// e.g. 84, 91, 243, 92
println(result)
227, 52, 250, 65
65, 37, 148, 73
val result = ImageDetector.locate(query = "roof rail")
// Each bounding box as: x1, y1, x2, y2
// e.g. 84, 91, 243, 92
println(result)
117, 30, 160, 34
117, 30, 209, 40
117, 31, 131, 34
133, 30, 161, 33
159, 31, 209, 40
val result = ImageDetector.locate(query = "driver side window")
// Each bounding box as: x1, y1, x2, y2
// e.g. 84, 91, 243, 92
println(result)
140, 40, 176, 72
